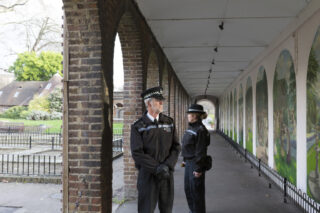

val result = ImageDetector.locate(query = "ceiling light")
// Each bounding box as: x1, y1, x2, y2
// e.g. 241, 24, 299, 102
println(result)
214, 47, 218, 52
211, 59, 215, 65
219, 22, 224, 30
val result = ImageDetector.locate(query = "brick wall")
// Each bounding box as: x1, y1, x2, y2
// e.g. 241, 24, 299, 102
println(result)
162, 64, 169, 115
146, 50, 160, 88
62, 0, 190, 212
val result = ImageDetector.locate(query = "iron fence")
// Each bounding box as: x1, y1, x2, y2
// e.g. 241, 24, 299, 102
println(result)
218, 130, 320, 213
0, 154, 62, 177
0, 132, 62, 149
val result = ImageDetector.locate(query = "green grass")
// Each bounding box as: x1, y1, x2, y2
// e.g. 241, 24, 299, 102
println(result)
307, 142, 320, 199
239, 132, 243, 146
274, 142, 297, 185
246, 130, 253, 153
0, 118, 62, 133
0, 119, 124, 134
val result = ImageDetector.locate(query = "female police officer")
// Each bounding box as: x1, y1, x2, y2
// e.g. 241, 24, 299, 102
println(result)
181, 104, 210, 213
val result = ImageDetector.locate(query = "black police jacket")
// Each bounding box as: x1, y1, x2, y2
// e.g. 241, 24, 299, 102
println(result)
181, 120, 210, 172
130, 112, 181, 174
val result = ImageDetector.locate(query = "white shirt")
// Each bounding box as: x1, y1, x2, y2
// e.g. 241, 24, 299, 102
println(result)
147, 112, 159, 122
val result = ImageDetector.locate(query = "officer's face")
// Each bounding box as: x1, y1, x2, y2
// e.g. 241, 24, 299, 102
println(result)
149, 98, 163, 114
187, 113, 199, 123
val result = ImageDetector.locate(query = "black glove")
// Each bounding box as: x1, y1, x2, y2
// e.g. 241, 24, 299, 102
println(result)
156, 164, 170, 180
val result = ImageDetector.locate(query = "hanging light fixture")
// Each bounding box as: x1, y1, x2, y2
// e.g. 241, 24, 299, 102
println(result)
214, 47, 218, 52
219, 21, 224, 30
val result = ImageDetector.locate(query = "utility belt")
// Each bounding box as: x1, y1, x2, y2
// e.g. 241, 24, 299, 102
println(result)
183, 156, 196, 161
182, 156, 212, 171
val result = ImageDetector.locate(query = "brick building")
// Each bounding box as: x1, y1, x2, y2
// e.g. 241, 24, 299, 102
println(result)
60, 0, 320, 212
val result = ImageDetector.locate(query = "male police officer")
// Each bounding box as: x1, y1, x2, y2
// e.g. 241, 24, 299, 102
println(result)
130, 86, 181, 213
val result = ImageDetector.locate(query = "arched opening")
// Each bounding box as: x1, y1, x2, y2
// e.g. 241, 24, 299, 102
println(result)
256, 67, 268, 163
246, 77, 253, 154
146, 50, 160, 88
239, 84, 244, 147
233, 88, 237, 141
116, 11, 145, 200
306, 25, 320, 202
112, 33, 125, 202
197, 99, 216, 130
273, 50, 297, 185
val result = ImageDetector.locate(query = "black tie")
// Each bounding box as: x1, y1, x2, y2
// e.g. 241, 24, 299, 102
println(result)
154, 119, 158, 127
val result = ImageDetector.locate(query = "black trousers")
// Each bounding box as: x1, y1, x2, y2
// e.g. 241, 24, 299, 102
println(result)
137, 167, 174, 213
184, 160, 206, 213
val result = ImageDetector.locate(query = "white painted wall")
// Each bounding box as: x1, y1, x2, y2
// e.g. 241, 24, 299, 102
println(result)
219, 0, 320, 193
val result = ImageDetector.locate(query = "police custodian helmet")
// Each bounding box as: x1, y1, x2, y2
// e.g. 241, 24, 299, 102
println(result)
141, 86, 165, 100
187, 104, 205, 114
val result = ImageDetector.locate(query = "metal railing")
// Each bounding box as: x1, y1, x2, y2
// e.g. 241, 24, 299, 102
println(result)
217, 130, 320, 213
0, 154, 61, 177
0, 132, 62, 149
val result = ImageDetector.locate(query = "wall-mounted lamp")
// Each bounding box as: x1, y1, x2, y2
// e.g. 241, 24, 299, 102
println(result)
219, 21, 224, 30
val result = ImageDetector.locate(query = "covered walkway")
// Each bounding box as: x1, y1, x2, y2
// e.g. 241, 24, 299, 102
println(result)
116, 133, 301, 213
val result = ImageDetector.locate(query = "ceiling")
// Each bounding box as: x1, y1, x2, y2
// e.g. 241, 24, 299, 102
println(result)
136, 0, 310, 97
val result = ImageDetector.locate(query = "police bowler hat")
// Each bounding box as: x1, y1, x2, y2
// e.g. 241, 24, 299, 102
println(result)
187, 104, 205, 114
141, 86, 165, 100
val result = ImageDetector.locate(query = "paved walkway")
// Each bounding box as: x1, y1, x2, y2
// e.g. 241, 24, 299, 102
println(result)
0, 183, 61, 213
116, 133, 302, 213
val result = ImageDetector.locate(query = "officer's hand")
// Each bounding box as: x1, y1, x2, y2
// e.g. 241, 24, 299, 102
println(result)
156, 164, 170, 180
193, 171, 202, 178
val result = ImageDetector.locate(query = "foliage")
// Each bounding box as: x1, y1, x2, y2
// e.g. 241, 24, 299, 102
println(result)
28, 94, 50, 112
0, 106, 27, 119
306, 28, 320, 202
48, 88, 63, 113
26, 110, 50, 120
273, 50, 297, 185
274, 143, 297, 185
8, 51, 62, 81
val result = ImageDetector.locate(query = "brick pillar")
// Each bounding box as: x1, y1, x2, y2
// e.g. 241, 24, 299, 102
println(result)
162, 65, 169, 115
63, 0, 108, 212
146, 50, 160, 88
117, 12, 144, 199
169, 77, 175, 117
175, 84, 179, 138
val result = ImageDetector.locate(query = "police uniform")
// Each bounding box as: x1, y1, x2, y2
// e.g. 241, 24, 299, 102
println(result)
181, 104, 210, 213
130, 87, 181, 213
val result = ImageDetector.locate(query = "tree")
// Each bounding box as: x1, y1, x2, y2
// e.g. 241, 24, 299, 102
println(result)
8, 51, 62, 81
24, 17, 62, 53
0, 0, 28, 13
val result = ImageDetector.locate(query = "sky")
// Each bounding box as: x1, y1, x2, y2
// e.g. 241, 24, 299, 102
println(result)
0, 0, 124, 90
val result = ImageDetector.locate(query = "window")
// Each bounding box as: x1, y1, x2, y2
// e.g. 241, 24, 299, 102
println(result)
14, 92, 19, 98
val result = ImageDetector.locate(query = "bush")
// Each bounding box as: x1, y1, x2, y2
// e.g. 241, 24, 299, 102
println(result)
26, 110, 50, 120
28, 95, 50, 112
50, 111, 62, 120
48, 88, 63, 113
0, 106, 27, 119
20, 110, 31, 119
